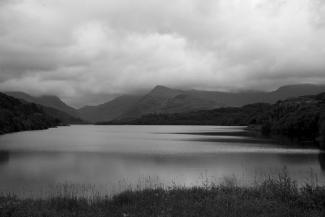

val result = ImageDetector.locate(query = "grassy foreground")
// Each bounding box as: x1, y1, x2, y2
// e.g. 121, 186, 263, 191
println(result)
1, 175, 325, 217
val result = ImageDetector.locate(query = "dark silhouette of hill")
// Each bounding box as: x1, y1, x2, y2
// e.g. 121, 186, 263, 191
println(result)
78, 95, 141, 123
5, 92, 79, 118
0, 92, 84, 135
258, 93, 325, 143
0, 92, 62, 134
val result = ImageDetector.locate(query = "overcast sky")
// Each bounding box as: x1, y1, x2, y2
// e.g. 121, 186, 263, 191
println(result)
0, 0, 325, 107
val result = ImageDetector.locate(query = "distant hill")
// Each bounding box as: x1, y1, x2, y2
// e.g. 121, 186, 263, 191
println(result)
0, 92, 62, 134
5, 92, 79, 118
2, 92, 83, 126
118, 83, 325, 120
78, 83, 325, 123
266, 84, 325, 102
41, 106, 84, 125
106, 103, 272, 126
7, 83, 325, 124
78, 95, 141, 123
109, 92, 325, 128
119, 86, 185, 119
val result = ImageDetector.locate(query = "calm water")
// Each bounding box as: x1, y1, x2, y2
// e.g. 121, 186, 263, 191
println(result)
0, 125, 324, 197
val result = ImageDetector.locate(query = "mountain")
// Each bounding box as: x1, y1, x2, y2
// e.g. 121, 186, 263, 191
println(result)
5, 92, 79, 118
0, 92, 62, 134
41, 106, 84, 124
119, 86, 185, 119
118, 84, 325, 120
78, 95, 141, 123
110, 92, 325, 127
106, 103, 272, 126
79, 83, 325, 123
267, 84, 325, 102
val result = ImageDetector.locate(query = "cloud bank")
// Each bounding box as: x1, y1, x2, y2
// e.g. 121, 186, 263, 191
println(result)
0, 0, 325, 106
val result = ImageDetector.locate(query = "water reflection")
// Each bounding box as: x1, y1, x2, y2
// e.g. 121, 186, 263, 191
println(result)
0, 125, 324, 197
0, 150, 9, 165
184, 137, 274, 144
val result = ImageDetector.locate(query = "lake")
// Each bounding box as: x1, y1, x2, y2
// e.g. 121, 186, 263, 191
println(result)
0, 125, 324, 197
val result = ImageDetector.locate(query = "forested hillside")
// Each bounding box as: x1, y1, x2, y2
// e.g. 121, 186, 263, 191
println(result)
0, 93, 62, 134
5, 92, 79, 117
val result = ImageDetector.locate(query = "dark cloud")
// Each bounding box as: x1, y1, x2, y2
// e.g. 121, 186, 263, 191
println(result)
0, 0, 324, 106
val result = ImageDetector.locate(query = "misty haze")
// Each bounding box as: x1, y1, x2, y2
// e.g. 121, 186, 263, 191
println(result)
1, 0, 325, 217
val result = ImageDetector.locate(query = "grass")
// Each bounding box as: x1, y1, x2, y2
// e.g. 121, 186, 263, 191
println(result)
1, 172, 325, 217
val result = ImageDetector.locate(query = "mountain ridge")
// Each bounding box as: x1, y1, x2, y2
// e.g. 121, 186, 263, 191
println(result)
0, 92, 68, 134
5, 83, 325, 123
78, 95, 141, 123
5, 91, 79, 118
116, 83, 325, 121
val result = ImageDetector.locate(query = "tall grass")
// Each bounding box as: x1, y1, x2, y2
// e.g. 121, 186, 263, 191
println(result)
1, 171, 325, 217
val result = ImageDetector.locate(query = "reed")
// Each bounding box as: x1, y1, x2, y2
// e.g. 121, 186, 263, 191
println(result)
1, 171, 325, 217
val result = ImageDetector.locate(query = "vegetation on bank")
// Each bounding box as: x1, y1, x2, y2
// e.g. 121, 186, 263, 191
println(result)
258, 93, 325, 147
0, 92, 62, 135
0, 92, 85, 135
1, 173, 325, 217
